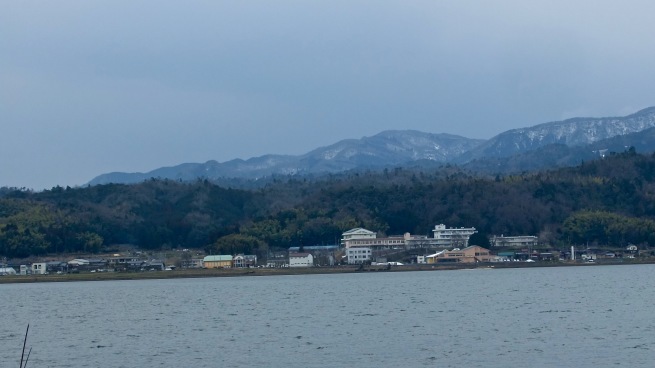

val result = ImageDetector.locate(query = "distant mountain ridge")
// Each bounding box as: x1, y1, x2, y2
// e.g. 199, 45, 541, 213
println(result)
455, 106, 655, 163
87, 107, 655, 185
462, 126, 655, 174
88, 131, 483, 185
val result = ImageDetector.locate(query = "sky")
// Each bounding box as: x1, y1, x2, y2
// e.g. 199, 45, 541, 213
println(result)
3, 1, 655, 190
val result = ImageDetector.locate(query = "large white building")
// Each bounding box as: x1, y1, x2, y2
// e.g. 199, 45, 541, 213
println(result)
346, 247, 372, 264
341, 224, 477, 251
344, 234, 407, 250
431, 224, 477, 247
340, 228, 376, 246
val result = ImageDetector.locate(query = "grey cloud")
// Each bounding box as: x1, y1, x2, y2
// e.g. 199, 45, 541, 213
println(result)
2, 1, 655, 189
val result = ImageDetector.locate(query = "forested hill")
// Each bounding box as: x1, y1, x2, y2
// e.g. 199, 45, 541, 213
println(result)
2, 148, 655, 259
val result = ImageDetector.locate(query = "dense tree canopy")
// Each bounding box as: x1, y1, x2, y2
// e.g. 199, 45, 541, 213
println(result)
2, 149, 655, 258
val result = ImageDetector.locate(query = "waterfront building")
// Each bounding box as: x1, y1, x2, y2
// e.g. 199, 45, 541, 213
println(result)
233, 254, 257, 268
289, 253, 313, 267
431, 224, 477, 248
344, 234, 407, 250
425, 246, 492, 264
341, 224, 477, 251
346, 247, 372, 264
46, 261, 68, 273
266, 250, 289, 268
203, 255, 233, 268
425, 250, 447, 263
489, 235, 538, 248
31, 262, 47, 275
67, 259, 90, 267
107, 256, 143, 267
340, 228, 376, 247
182, 258, 204, 269
143, 260, 166, 271
289, 245, 339, 267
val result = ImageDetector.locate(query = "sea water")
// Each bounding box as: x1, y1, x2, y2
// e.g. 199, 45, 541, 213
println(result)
1, 264, 654, 367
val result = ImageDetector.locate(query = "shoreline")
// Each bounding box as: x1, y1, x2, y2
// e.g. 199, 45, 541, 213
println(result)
1, 258, 654, 284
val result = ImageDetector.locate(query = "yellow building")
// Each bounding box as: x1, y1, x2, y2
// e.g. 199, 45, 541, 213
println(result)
426, 246, 492, 264
203, 255, 233, 268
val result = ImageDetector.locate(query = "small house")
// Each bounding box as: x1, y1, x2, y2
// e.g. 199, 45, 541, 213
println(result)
233, 254, 257, 268
143, 260, 166, 271
182, 258, 204, 269
31, 263, 47, 275
289, 253, 313, 268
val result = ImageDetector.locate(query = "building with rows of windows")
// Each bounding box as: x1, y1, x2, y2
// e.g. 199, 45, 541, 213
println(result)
342, 224, 480, 264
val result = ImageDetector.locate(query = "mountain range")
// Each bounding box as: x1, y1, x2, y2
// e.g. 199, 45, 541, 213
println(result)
88, 106, 655, 185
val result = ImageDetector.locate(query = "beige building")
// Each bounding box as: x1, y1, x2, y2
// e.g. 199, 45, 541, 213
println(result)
426, 246, 493, 264
341, 228, 377, 247
203, 255, 233, 268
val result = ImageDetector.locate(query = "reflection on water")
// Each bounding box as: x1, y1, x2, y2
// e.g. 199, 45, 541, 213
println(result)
1, 265, 654, 367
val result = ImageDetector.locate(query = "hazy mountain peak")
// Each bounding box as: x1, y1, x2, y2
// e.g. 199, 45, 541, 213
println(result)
455, 106, 655, 163
87, 107, 655, 185
88, 130, 482, 185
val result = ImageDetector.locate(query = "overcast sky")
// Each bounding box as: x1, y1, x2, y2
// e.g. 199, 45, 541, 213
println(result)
2, 1, 655, 190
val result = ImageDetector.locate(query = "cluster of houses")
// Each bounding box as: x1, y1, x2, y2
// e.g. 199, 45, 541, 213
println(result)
342, 224, 500, 265
202, 252, 319, 269
0, 251, 320, 275
200, 224, 534, 268
1, 224, 643, 276
0, 256, 175, 275
341, 224, 641, 265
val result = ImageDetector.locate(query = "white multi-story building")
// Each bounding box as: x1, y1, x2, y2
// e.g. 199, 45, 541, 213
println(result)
341, 228, 376, 247
344, 235, 407, 250
341, 224, 478, 252
346, 247, 372, 264
431, 224, 477, 247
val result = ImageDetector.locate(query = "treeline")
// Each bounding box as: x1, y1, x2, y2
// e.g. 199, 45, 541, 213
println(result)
2, 149, 655, 258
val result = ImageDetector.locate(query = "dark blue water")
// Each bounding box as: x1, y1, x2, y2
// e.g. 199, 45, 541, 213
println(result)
2, 265, 654, 367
